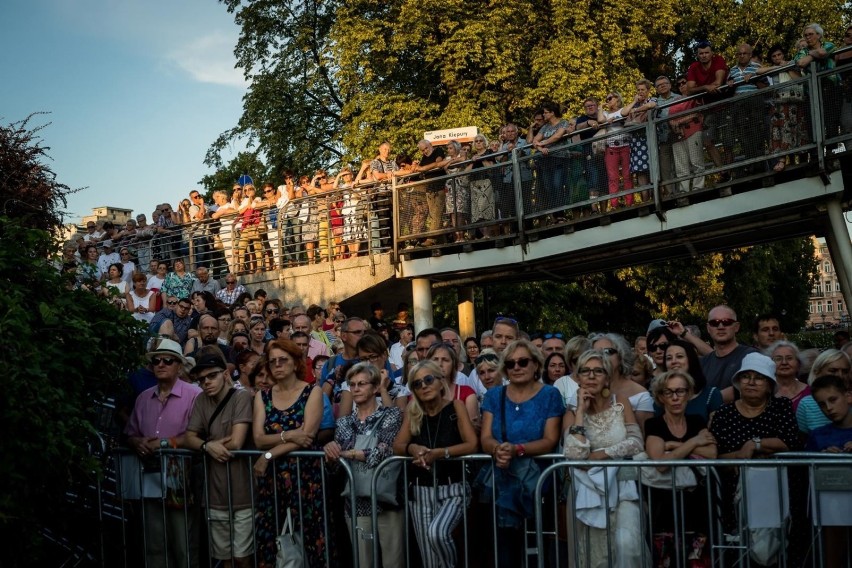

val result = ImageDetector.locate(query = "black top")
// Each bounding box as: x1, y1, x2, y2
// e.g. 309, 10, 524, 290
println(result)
644, 413, 707, 444
409, 402, 464, 485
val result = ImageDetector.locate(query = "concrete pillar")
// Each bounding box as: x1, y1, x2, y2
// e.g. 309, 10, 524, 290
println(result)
825, 199, 852, 315
412, 278, 433, 332
458, 287, 476, 340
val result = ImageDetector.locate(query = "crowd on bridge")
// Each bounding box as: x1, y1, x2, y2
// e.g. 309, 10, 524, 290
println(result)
113, 260, 852, 568
64, 22, 852, 286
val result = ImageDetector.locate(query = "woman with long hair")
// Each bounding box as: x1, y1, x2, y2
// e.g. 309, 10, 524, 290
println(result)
428, 342, 480, 431
662, 339, 723, 422
393, 360, 479, 568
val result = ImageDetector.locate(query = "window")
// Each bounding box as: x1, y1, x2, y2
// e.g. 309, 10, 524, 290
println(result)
825, 262, 832, 273
814, 284, 822, 295
809, 303, 814, 313
839, 301, 844, 313
836, 281, 842, 292
817, 302, 823, 313
826, 281, 832, 293
827, 300, 833, 312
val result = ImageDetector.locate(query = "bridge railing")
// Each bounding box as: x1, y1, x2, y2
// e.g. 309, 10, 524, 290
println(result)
392, 54, 852, 258
99, 447, 852, 567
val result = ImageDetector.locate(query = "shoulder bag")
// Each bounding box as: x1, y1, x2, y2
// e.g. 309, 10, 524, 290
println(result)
341, 409, 402, 506
275, 508, 305, 568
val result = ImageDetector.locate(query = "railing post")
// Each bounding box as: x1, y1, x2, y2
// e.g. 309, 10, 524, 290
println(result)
645, 113, 665, 222
808, 60, 827, 173
391, 175, 399, 262
511, 147, 525, 243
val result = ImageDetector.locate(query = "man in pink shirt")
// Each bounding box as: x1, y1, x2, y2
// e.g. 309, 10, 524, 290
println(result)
125, 338, 202, 568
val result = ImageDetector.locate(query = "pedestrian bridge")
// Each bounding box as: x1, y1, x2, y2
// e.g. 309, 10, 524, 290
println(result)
185, 58, 852, 324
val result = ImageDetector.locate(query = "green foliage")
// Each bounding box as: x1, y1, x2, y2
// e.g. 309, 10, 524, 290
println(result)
0, 117, 146, 563
198, 150, 270, 198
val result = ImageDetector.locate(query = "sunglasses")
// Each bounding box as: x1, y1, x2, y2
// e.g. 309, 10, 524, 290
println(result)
601, 347, 618, 356
505, 357, 531, 370
411, 374, 439, 390
606, 95, 615, 101
649, 342, 670, 352
151, 356, 178, 366
544, 333, 564, 340
708, 319, 736, 328
475, 353, 499, 365
167, 300, 179, 306
263, 189, 275, 194
494, 315, 518, 325
266, 309, 280, 314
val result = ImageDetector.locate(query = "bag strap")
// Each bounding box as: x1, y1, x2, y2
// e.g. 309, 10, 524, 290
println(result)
204, 388, 237, 442
280, 507, 295, 537
706, 387, 717, 406
500, 386, 508, 442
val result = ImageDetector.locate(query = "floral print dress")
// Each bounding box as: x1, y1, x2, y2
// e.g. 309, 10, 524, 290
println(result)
255, 385, 327, 568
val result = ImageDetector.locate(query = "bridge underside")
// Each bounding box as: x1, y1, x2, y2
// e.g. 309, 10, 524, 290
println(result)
399, 168, 850, 288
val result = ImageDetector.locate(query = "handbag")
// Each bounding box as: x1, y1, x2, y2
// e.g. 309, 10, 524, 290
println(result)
275, 508, 305, 568
632, 452, 699, 489
341, 409, 402, 506
591, 128, 609, 155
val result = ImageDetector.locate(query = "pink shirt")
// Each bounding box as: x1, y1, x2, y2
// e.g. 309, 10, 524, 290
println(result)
307, 337, 332, 361
125, 379, 202, 439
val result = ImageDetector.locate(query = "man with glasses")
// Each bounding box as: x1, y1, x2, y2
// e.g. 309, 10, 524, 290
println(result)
542, 333, 566, 355
215, 273, 246, 307
292, 314, 332, 360
187, 189, 211, 265
150, 297, 194, 345
125, 338, 202, 568
701, 305, 756, 402
320, 317, 367, 409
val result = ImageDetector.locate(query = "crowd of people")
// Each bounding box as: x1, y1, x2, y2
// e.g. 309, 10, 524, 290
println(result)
66, 23, 852, 281
114, 275, 852, 567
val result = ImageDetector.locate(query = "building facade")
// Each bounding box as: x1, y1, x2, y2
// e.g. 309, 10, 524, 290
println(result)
808, 237, 847, 329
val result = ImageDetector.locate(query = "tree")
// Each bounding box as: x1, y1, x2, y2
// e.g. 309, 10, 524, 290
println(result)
198, 150, 270, 199
0, 117, 146, 564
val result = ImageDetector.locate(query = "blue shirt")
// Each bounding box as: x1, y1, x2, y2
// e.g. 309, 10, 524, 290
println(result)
481, 384, 565, 444
806, 421, 852, 451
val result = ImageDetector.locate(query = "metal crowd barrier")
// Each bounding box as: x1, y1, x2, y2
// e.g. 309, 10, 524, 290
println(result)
106, 448, 852, 568
392, 53, 852, 257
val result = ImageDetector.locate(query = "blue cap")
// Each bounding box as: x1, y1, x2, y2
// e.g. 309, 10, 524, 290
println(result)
237, 174, 253, 187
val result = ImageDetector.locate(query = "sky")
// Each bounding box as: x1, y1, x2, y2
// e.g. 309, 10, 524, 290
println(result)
1, 0, 247, 225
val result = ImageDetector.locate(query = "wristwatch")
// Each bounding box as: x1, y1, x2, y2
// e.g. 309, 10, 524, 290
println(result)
160, 438, 169, 449
264, 451, 273, 460
752, 437, 762, 452
515, 444, 526, 457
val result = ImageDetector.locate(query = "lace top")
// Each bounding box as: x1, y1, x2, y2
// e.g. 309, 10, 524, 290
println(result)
564, 396, 644, 460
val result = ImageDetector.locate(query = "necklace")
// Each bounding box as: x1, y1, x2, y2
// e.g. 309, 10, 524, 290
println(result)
424, 407, 444, 448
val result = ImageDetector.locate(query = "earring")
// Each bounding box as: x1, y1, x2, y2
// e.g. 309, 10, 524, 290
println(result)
601, 386, 611, 398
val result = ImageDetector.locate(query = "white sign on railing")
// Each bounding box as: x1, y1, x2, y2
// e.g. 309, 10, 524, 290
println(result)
424, 127, 478, 145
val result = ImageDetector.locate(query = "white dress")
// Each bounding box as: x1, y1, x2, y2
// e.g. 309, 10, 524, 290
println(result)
564, 397, 649, 568
129, 290, 155, 323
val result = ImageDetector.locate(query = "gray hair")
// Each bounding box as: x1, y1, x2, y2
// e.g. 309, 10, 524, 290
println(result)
575, 349, 614, 379
764, 340, 802, 368
480, 330, 493, 343
346, 361, 382, 386
804, 23, 824, 38
589, 332, 635, 376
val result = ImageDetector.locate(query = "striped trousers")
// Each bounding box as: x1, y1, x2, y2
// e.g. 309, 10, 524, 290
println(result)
409, 482, 471, 568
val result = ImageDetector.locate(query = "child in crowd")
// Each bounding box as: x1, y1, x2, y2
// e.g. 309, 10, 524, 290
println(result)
806, 374, 852, 568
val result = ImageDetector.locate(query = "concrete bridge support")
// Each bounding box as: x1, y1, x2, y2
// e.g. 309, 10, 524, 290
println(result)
457, 287, 475, 341
412, 278, 433, 332
825, 199, 852, 315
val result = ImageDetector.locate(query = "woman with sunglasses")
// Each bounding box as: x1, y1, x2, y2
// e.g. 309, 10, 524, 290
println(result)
481, 339, 564, 567
591, 333, 654, 432
598, 92, 635, 209
428, 343, 480, 431
393, 360, 479, 568
253, 339, 326, 568
474, 349, 503, 393
324, 362, 403, 567
661, 339, 723, 422
646, 326, 679, 377
563, 349, 647, 567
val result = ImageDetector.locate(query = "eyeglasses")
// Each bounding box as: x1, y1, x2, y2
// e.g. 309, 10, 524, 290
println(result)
191, 194, 200, 199
360, 353, 382, 363
738, 372, 768, 384
771, 355, 797, 364
543, 333, 564, 340
350, 380, 374, 389
649, 342, 670, 352
577, 367, 606, 377
266, 309, 280, 314
198, 370, 222, 383
344, 329, 366, 336
411, 374, 439, 390
218, 316, 232, 323
333, 318, 345, 323
167, 300, 179, 306
504, 357, 531, 370
269, 356, 291, 367
475, 353, 499, 365
151, 356, 178, 366
662, 388, 689, 398
708, 319, 736, 328
601, 347, 618, 356
177, 303, 191, 310
226, 281, 236, 285
121, 252, 130, 256
263, 189, 275, 194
